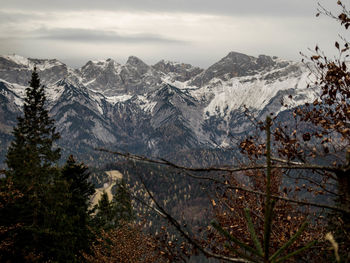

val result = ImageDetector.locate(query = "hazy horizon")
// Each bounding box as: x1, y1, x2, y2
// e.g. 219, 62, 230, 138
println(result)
0, 0, 344, 68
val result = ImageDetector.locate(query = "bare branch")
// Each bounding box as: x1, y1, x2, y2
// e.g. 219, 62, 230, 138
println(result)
137, 173, 252, 262
140, 175, 251, 263
130, 193, 167, 219
96, 148, 347, 174
97, 148, 350, 214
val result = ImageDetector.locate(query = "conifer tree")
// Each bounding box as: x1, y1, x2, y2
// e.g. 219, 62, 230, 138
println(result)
113, 178, 134, 222
1, 67, 61, 261
34, 156, 96, 262
93, 179, 134, 230
61, 155, 95, 256
94, 191, 116, 229
6, 67, 60, 178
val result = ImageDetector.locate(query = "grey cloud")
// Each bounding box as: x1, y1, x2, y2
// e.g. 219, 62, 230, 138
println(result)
1, 0, 320, 17
34, 28, 185, 44
0, 0, 338, 69
0, 11, 43, 24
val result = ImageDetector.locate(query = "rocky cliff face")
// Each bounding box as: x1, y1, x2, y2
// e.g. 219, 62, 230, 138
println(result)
79, 56, 162, 96
0, 52, 317, 166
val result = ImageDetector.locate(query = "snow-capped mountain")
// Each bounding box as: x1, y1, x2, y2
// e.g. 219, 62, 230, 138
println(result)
0, 52, 317, 166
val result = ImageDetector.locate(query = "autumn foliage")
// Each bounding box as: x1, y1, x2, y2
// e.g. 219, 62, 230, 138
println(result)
83, 223, 167, 263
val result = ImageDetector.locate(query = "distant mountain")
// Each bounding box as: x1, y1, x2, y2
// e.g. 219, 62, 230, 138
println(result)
0, 52, 318, 166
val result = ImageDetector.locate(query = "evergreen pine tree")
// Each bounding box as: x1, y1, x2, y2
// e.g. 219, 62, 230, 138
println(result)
1, 67, 61, 261
93, 179, 134, 230
36, 156, 96, 262
6, 67, 60, 178
61, 155, 95, 257
94, 191, 116, 230
113, 178, 134, 222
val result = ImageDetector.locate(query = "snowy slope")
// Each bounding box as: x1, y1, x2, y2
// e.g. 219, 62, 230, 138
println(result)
0, 52, 317, 164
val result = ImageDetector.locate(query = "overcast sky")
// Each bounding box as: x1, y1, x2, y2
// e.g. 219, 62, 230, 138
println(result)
0, 0, 344, 68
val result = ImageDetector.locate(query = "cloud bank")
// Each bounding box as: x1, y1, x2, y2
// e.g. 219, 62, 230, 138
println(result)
0, 0, 342, 68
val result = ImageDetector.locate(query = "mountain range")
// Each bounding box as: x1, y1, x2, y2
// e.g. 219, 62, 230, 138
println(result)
0, 52, 318, 167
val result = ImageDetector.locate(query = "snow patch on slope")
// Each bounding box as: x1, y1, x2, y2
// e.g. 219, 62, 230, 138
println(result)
137, 95, 157, 112
46, 84, 65, 102
199, 70, 313, 119
3, 54, 29, 66
3, 55, 64, 71
105, 94, 132, 105
0, 78, 25, 106
162, 76, 198, 90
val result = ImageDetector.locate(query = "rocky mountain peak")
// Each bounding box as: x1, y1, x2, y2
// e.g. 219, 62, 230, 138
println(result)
190, 52, 278, 87
1, 54, 29, 67
224, 51, 253, 63
216, 51, 276, 74
0, 55, 64, 71
223, 52, 275, 69
0, 55, 67, 86
126, 56, 147, 67
124, 56, 151, 76
153, 60, 203, 82
82, 59, 115, 70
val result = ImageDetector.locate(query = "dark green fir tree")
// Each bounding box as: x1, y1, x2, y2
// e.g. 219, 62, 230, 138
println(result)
60, 155, 95, 257
93, 178, 134, 230
1, 67, 61, 262
6, 67, 60, 178
94, 191, 116, 230
35, 155, 96, 262
113, 178, 134, 222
